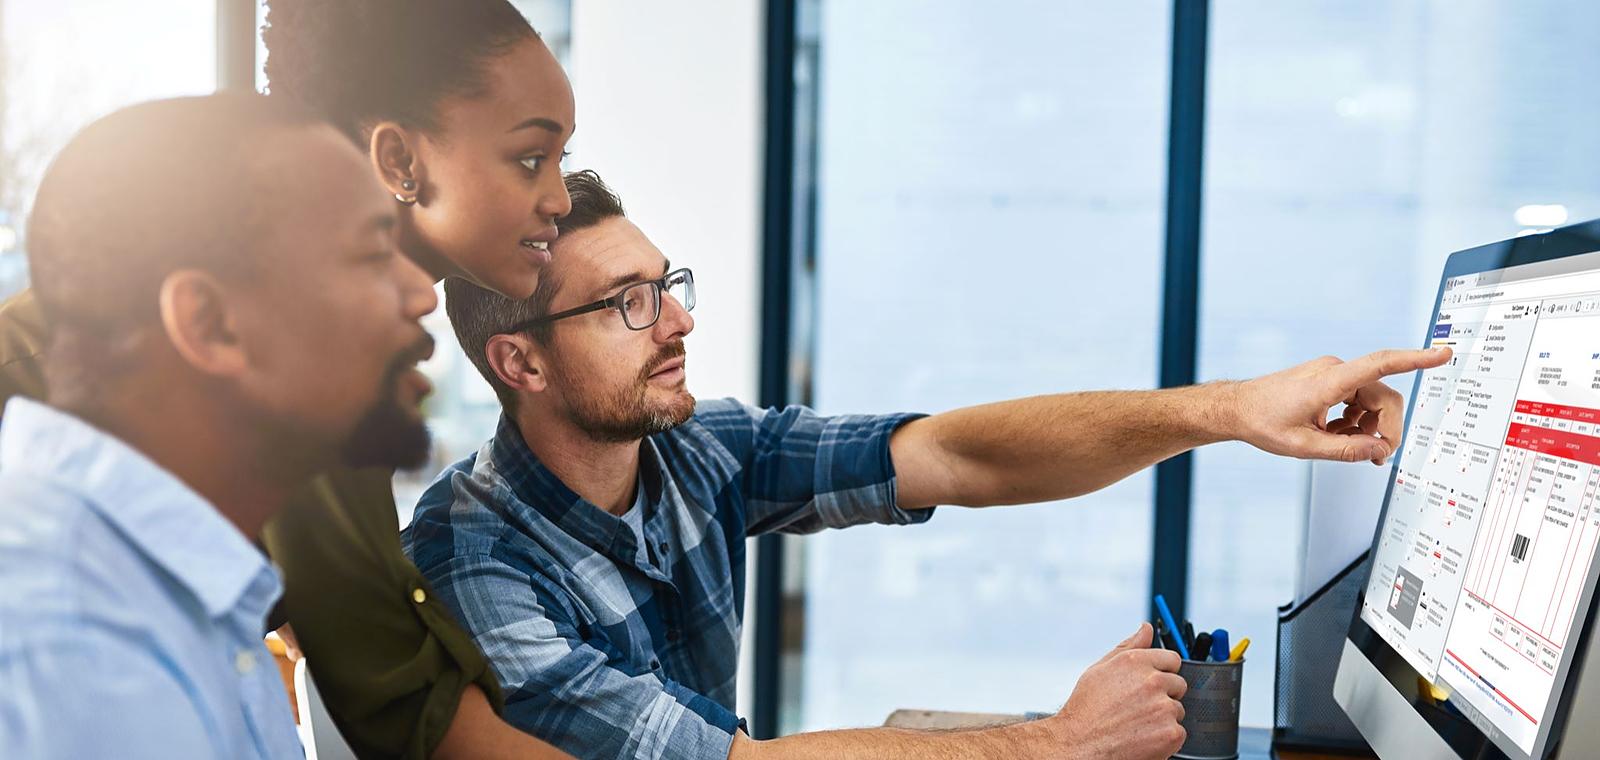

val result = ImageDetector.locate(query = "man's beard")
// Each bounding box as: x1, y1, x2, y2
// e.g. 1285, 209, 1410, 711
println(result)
341, 334, 435, 471
554, 340, 696, 444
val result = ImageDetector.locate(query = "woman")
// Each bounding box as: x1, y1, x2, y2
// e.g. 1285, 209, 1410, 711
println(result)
260, 1, 576, 757
265, 0, 573, 298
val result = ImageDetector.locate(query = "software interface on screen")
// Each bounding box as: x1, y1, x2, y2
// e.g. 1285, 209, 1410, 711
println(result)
1362, 250, 1600, 756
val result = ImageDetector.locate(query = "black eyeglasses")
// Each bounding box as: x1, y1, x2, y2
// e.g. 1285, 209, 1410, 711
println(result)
514, 268, 696, 332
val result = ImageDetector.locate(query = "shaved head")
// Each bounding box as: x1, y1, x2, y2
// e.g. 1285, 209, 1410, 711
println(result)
24, 92, 441, 479
27, 94, 323, 333
13, 92, 444, 538
26, 94, 336, 399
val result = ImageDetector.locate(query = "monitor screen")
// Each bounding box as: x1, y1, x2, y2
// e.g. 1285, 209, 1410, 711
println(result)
1355, 224, 1600, 760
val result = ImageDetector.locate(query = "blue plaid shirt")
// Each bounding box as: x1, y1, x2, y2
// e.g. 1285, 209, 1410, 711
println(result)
402, 399, 930, 759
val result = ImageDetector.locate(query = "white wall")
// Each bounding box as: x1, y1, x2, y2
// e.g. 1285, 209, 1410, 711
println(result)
567, 0, 763, 404
567, 0, 765, 720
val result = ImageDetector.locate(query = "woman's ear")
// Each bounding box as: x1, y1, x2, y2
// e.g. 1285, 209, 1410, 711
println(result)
369, 122, 426, 203
486, 333, 548, 398
157, 269, 246, 378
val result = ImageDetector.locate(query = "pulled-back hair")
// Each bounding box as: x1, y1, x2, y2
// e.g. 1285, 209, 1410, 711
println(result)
445, 170, 626, 410
262, 0, 538, 144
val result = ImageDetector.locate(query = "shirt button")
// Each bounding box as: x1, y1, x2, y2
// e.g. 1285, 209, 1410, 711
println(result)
650, 660, 661, 670
412, 588, 427, 604
235, 650, 257, 675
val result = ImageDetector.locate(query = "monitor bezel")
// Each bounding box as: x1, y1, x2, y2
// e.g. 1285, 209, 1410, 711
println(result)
1346, 218, 1600, 760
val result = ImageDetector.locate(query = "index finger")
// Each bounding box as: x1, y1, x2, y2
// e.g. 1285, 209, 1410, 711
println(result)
1337, 347, 1452, 389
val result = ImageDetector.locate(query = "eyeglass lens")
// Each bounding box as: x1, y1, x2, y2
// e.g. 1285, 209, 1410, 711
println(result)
620, 270, 695, 330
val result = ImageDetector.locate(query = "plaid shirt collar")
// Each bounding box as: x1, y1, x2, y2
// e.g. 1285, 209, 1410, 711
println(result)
487, 414, 672, 581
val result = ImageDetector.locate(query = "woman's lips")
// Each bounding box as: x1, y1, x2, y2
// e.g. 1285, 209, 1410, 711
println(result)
520, 239, 552, 265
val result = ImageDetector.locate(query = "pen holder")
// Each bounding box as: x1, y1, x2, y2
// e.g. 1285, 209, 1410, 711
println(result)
1175, 658, 1244, 760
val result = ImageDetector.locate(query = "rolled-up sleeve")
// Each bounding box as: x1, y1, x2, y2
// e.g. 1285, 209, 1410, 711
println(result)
430, 554, 738, 760
694, 399, 934, 535
263, 467, 502, 760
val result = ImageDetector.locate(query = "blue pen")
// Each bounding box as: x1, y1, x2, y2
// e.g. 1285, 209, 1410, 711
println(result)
1211, 629, 1230, 664
1154, 595, 1190, 660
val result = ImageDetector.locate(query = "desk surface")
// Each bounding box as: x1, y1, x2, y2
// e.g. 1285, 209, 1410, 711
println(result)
883, 710, 1373, 759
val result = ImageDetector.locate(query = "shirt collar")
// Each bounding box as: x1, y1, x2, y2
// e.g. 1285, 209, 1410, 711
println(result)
486, 414, 666, 573
0, 397, 278, 621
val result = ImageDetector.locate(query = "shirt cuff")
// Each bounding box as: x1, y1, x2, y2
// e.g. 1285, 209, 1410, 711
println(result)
812, 412, 936, 529
639, 681, 740, 759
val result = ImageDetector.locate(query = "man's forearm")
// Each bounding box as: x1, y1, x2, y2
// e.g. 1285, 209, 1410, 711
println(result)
433, 684, 573, 760
728, 718, 1065, 760
892, 383, 1240, 509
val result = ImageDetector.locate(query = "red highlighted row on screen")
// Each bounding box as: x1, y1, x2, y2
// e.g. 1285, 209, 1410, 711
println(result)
1504, 423, 1600, 464
1514, 400, 1600, 422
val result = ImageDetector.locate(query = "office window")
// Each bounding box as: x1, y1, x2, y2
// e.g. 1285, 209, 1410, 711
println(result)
1194, 0, 1600, 726
787, 0, 1171, 731
0, 0, 216, 299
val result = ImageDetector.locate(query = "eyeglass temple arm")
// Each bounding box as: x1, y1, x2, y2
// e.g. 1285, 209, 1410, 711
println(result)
508, 298, 614, 332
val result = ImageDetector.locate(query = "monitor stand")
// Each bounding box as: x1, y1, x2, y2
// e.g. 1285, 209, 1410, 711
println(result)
1333, 639, 1458, 760
1335, 626, 1600, 759
1554, 620, 1600, 757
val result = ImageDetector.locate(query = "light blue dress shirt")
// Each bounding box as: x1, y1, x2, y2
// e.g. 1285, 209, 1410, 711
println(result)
0, 398, 303, 758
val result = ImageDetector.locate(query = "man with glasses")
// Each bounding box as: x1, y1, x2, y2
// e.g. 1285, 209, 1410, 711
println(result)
405, 169, 1450, 760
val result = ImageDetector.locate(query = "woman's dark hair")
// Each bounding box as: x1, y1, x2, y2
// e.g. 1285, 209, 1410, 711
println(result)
263, 0, 538, 144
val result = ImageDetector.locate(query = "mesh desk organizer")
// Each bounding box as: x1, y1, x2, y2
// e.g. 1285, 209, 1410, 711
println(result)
1274, 551, 1376, 756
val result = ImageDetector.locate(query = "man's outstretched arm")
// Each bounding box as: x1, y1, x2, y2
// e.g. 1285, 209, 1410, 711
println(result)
891, 347, 1451, 509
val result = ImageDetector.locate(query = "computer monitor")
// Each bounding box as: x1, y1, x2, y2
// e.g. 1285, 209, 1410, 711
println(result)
1336, 220, 1600, 759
